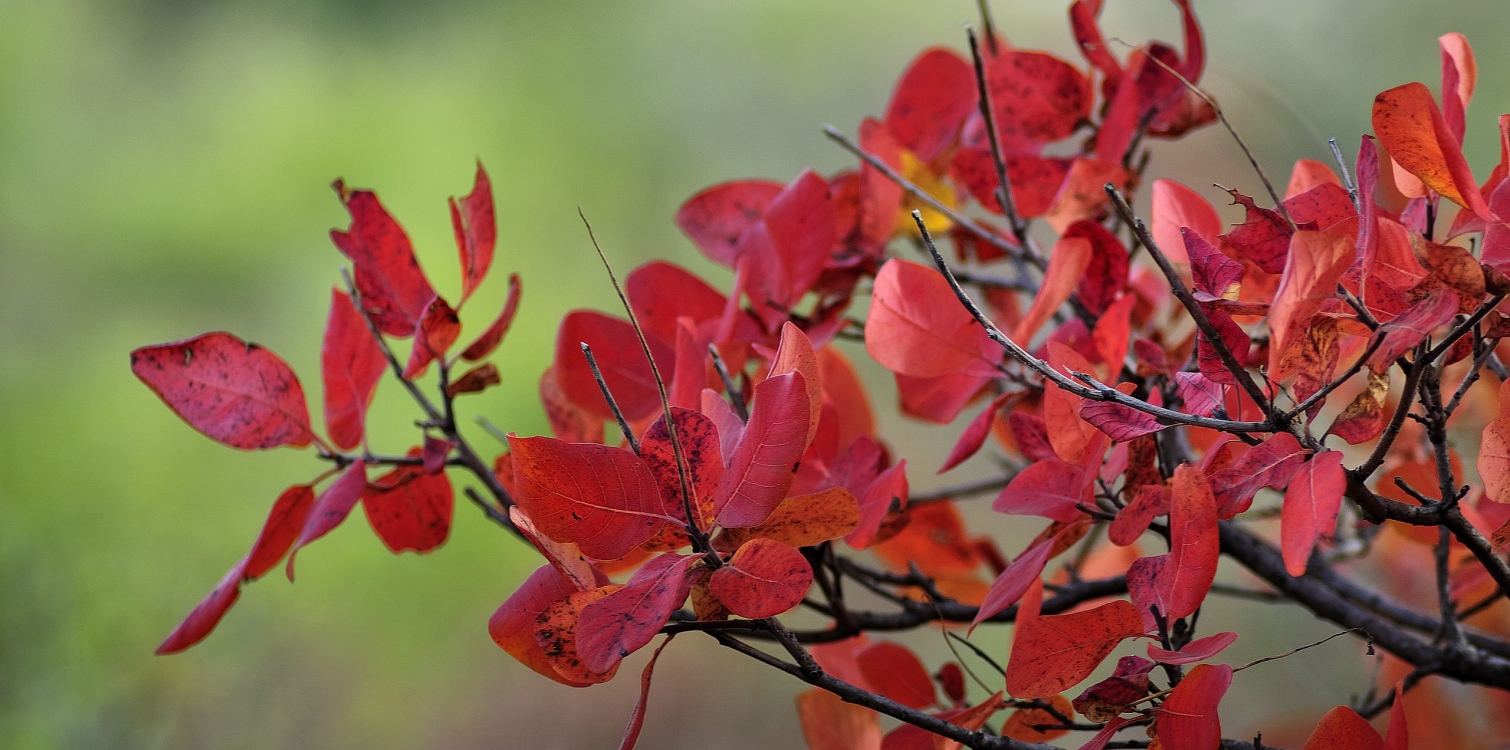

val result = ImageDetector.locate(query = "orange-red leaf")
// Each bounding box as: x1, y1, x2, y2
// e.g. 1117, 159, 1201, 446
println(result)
1146, 631, 1237, 665
577, 553, 701, 673
1154, 663, 1232, 750
866, 259, 993, 379
770, 322, 822, 446
445, 362, 501, 397
885, 48, 976, 163
1281, 450, 1346, 576
1005, 578, 1146, 699
1373, 82, 1493, 220
796, 688, 882, 750
1302, 706, 1384, 750
1268, 228, 1355, 381
490, 564, 602, 687
855, 640, 936, 710
709, 538, 812, 618
132, 332, 314, 450
716, 487, 859, 551
533, 584, 623, 685
1013, 237, 1092, 346
1000, 695, 1074, 743
1127, 465, 1218, 623
508, 435, 668, 560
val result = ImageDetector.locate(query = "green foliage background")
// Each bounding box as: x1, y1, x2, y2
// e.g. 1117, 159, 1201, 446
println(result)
1, 1, 1507, 747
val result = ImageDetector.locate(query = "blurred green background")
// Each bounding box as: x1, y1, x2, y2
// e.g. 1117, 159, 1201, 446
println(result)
2, 0, 1508, 747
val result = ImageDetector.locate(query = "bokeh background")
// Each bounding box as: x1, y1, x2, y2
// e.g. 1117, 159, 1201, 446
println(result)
3, 0, 1510, 747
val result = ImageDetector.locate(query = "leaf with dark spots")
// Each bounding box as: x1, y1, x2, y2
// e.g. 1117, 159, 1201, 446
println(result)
532, 584, 623, 686
1415, 236, 1485, 309
1073, 655, 1157, 723
1109, 484, 1168, 547
576, 553, 702, 673
950, 148, 1073, 219
639, 407, 723, 539
286, 460, 368, 579
508, 434, 668, 561
675, 180, 785, 266
321, 290, 386, 451
981, 50, 1093, 144
854, 641, 936, 710
715, 487, 859, 552
1081, 395, 1164, 442
1267, 228, 1355, 381
132, 332, 314, 450
716, 372, 812, 529
460, 273, 522, 361
450, 161, 496, 305
884, 47, 977, 163
361, 457, 453, 554
1063, 220, 1130, 316
1218, 189, 1292, 273
1005, 578, 1146, 699
1195, 305, 1249, 387
1282, 316, 1339, 420
402, 296, 462, 380
330, 183, 437, 337
993, 458, 1090, 524
708, 538, 812, 618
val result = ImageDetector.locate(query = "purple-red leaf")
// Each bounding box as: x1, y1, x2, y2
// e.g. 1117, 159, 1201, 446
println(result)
156, 558, 247, 655
885, 48, 977, 163
617, 636, 675, 750
132, 332, 314, 450
362, 458, 454, 554
286, 460, 368, 579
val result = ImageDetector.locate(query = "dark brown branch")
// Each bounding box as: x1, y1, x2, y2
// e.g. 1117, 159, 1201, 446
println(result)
580, 342, 639, 453
966, 27, 1032, 256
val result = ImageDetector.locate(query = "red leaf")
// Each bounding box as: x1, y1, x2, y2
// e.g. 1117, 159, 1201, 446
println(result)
1482, 381, 1510, 503
156, 557, 247, 655
847, 460, 908, 550
1013, 236, 1093, 346
555, 310, 673, 423
1151, 179, 1221, 264
993, 458, 1090, 524
532, 584, 623, 685
1146, 631, 1237, 665
617, 636, 674, 750
1208, 432, 1307, 517
330, 184, 437, 337
1368, 289, 1459, 370
939, 394, 1007, 473
1281, 450, 1347, 576
1043, 343, 1099, 463
460, 273, 522, 361
625, 261, 730, 345
445, 362, 500, 397
1173, 372, 1222, 417
1067, 220, 1131, 316
1109, 484, 1169, 547
1219, 190, 1293, 273
507, 435, 668, 561
1302, 706, 1384, 750
286, 460, 368, 579
1080, 398, 1163, 442
896, 370, 992, 424
980, 50, 1092, 145
1005, 578, 1146, 699
854, 641, 937, 710
577, 552, 701, 673
1373, 82, 1493, 220
972, 530, 1057, 629
402, 296, 462, 380
675, 180, 785, 266
1154, 663, 1232, 750
1127, 465, 1218, 624
1195, 305, 1250, 387
362, 459, 454, 554
708, 538, 813, 618
885, 48, 976, 163
450, 162, 496, 304
245, 484, 316, 580
321, 290, 387, 450
1184, 229, 1242, 300
131, 332, 314, 450
866, 259, 993, 379
937, 663, 967, 706
746, 169, 835, 315
857, 118, 906, 248
1383, 682, 1409, 750
509, 506, 599, 592
950, 148, 1072, 219
716, 372, 812, 528
539, 365, 604, 444
1285, 182, 1356, 231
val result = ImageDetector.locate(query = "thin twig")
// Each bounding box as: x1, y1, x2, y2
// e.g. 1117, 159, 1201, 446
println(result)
966, 27, 1032, 257
580, 342, 639, 453
708, 344, 748, 421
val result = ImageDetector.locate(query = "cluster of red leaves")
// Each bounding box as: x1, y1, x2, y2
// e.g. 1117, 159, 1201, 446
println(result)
132, 1, 1510, 748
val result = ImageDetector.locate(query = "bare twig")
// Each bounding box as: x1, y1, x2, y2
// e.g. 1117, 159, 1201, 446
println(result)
580, 342, 639, 453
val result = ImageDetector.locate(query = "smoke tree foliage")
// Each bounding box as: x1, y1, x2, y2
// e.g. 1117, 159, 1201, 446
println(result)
131, 1, 1510, 747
